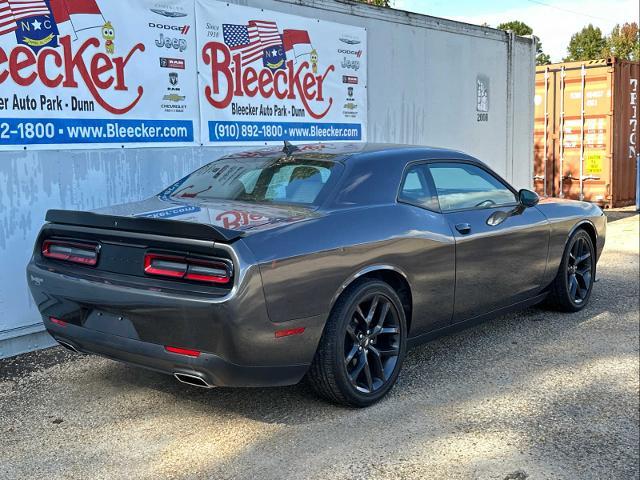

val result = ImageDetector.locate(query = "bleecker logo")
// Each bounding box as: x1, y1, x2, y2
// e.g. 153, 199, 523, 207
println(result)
0, 37, 145, 114
203, 20, 335, 119
148, 23, 190, 35
203, 42, 334, 120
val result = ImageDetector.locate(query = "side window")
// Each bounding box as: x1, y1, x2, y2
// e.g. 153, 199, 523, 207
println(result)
428, 162, 517, 211
398, 164, 439, 211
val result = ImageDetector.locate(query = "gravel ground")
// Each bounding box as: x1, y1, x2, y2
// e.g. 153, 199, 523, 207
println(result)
1, 213, 638, 480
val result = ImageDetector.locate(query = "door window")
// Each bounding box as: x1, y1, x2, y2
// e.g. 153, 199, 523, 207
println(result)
428, 163, 517, 211
398, 164, 439, 211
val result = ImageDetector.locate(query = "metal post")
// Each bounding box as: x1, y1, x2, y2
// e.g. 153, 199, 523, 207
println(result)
559, 66, 566, 198
543, 66, 549, 196
579, 64, 586, 201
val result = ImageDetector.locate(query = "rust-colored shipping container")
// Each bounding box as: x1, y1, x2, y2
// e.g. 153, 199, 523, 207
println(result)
533, 58, 639, 207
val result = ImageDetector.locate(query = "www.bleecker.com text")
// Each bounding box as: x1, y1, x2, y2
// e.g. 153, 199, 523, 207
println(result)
1, 94, 95, 112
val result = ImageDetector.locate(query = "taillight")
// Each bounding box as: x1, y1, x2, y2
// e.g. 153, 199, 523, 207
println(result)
49, 317, 68, 327
165, 346, 201, 357
42, 240, 99, 266
144, 253, 232, 284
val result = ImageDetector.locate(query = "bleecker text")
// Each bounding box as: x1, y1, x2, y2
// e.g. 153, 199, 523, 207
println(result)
0, 36, 145, 115
202, 41, 334, 119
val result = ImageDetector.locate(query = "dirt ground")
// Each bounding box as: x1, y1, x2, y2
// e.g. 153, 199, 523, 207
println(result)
1, 212, 638, 480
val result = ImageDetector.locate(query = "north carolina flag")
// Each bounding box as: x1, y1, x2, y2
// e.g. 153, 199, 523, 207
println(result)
282, 29, 313, 59
49, 0, 103, 34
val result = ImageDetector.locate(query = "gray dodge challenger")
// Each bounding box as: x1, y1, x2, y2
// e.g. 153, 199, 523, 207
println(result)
27, 143, 606, 407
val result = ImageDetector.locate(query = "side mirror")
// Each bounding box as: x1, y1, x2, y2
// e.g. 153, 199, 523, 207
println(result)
519, 189, 540, 208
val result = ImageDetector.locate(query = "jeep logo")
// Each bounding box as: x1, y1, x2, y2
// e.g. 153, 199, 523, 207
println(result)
156, 33, 187, 52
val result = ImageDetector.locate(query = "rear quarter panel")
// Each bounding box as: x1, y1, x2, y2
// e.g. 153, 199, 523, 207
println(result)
242, 204, 456, 336
535, 199, 606, 286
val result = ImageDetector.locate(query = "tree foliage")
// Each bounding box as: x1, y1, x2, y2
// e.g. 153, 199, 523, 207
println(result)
497, 20, 551, 65
564, 24, 606, 61
602, 22, 640, 61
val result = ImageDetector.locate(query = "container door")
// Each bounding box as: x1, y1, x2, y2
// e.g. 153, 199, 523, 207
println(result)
611, 59, 640, 207
534, 67, 555, 197
553, 62, 613, 205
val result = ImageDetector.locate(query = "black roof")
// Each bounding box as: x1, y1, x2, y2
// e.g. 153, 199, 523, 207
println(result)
220, 142, 472, 164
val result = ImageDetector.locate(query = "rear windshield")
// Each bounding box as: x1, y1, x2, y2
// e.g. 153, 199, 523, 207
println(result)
162, 155, 342, 206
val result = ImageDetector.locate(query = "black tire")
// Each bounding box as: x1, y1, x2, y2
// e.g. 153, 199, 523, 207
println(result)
307, 279, 407, 407
545, 229, 596, 312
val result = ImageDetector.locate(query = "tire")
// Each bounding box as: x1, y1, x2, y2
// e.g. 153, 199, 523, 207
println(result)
307, 279, 407, 407
545, 229, 596, 312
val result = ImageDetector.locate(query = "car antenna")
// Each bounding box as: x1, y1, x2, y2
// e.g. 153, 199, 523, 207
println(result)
282, 141, 299, 156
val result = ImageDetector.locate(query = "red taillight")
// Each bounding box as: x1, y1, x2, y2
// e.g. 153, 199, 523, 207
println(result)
165, 346, 201, 357
42, 240, 99, 266
49, 317, 67, 327
274, 327, 306, 338
144, 253, 231, 284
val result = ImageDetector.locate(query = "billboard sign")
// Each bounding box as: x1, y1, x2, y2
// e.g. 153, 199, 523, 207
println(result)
0, 0, 198, 150
196, 1, 367, 145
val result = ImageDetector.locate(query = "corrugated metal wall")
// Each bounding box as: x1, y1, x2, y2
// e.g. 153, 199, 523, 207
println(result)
0, 0, 536, 358
533, 58, 639, 207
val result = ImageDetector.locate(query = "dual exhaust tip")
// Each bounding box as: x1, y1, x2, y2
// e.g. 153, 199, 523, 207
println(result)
56, 339, 213, 389
173, 372, 214, 389
57, 339, 81, 354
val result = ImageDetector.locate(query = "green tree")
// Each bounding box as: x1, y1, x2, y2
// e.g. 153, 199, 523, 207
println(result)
602, 22, 640, 61
497, 20, 551, 65
564, 24, 606, 61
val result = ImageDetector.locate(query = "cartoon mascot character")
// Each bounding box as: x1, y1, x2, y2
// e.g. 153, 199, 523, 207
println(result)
310, 49, 318, 74
102, 21, 115, 55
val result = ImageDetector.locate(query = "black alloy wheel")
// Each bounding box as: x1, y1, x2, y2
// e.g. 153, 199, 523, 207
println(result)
566, 235, 593, 305
546, 229, 596, 312
308, 279, 407, 407
344, 293, 401, 394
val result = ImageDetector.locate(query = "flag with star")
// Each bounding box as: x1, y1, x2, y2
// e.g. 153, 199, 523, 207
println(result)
222, 20, 287, 71
12, 0, 60, 53
263, 44, 286, 71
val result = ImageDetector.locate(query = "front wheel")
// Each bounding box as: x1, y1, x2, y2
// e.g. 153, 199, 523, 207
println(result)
545, 229, 596, 312
307, 279, 407, 407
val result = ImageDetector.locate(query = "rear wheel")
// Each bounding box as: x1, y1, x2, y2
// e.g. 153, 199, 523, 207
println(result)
308, 279, 407, 407
545, 229, 595, 312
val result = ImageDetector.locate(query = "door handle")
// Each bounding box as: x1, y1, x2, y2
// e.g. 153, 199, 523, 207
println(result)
455, 223, 472, 234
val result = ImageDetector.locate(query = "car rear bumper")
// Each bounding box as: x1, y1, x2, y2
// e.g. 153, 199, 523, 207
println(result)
45, 319, 308, 387
27, 256, 325, 387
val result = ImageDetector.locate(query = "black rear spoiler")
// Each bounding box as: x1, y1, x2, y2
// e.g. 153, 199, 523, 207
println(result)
45, 210, 244, 243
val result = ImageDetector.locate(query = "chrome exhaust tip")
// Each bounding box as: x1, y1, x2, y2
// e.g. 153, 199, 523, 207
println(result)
174, 373, 213, 389
57, 340, 80, 353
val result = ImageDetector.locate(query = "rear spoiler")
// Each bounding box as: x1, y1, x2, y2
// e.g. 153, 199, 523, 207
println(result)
45, 210, 244, 243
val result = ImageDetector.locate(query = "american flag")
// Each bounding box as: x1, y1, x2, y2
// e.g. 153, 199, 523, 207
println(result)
0, 0, 50, 35
223, 20, 282, 67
